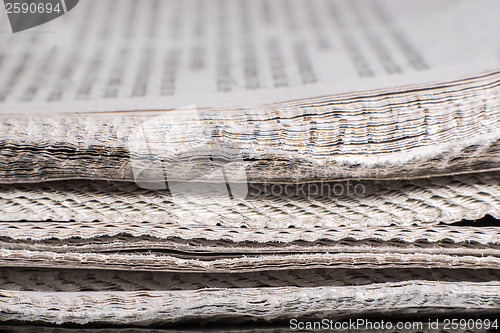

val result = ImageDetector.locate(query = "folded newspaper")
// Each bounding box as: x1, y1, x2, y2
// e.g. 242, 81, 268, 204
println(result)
0, 0, 499, 328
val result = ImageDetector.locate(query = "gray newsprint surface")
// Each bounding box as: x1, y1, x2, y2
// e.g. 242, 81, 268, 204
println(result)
0, 0, 499, 329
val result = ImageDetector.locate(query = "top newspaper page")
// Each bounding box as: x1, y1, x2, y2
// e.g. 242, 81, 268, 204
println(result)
0, 0, 499, 114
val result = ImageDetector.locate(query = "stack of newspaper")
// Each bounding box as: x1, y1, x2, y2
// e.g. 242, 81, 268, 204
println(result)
0, 0, 499, 328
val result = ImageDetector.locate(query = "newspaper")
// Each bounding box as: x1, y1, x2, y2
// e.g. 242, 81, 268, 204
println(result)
1, 1, 500, 326
0, 0, 499, 112
0, 0, 499, 185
